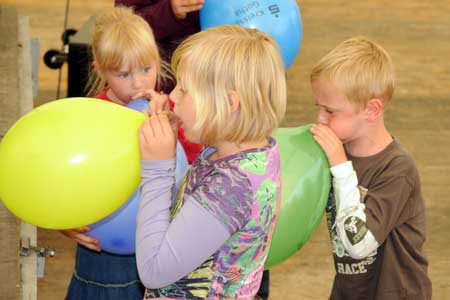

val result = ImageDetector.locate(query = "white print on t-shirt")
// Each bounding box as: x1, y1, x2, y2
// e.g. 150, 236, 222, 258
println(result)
336, 255, 376, 275
331, 232, 346, 258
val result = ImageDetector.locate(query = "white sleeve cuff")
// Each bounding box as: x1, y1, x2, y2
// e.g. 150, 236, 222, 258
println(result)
330, 161, 354, 179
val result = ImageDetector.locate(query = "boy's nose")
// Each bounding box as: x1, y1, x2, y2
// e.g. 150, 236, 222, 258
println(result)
317, 112, 328, 125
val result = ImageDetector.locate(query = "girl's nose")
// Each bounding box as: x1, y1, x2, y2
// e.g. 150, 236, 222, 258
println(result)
131, 74, 143, 89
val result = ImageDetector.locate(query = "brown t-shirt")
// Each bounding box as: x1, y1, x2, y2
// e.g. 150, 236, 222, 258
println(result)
326, 140, 432, 300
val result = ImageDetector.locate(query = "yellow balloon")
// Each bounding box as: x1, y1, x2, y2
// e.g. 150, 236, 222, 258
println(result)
0, 98, 146, 229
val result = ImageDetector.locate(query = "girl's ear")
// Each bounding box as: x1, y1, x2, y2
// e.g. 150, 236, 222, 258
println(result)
365, 98, 383, 121
228, 90, 240, 113
92, 61, 102, 75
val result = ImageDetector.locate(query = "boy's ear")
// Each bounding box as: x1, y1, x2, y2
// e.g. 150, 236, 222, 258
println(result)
365, 98, 383, 121
228, 90, 240, 113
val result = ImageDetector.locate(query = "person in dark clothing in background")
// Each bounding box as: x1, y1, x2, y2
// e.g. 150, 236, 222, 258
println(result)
115, 0, 202, 89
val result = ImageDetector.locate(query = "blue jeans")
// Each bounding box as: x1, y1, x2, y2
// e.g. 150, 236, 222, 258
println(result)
66, 245, 144, 300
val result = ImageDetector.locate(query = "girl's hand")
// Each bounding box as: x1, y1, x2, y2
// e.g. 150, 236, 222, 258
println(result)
310, 124, 347, 167
132, 89, 169, 115
60, 227, 101, 252
170, 0, 204, 19
139, 112, 178, 161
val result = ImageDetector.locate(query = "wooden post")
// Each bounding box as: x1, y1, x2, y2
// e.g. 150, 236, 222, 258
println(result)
0, 5, 22, 300
18, 13, 36, 300
0, 5, 36, 300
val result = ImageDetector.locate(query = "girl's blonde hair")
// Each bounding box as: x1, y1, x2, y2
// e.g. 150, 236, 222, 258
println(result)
87, 6, 169, 96
311, 36, 395, 108
172, 25, 286, 145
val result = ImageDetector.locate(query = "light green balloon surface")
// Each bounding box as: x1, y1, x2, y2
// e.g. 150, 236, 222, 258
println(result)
265, 125, 330, 268
0, 98, 146, 229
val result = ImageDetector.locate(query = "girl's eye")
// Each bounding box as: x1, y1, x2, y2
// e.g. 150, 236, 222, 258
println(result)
141, 66, 152, 73
117, 72, 129, 79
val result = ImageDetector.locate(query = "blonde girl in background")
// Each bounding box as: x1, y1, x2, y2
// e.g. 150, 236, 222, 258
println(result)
136, 25, 286, 299
60, 6, 199, 300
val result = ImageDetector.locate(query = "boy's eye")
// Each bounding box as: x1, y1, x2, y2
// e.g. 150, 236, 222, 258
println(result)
317, 105, 333, 114
315, 103, 334, 114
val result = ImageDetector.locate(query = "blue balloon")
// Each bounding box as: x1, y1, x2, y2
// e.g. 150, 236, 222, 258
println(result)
200, 0, 302, 69
86, 98, 189, 255
86, 190, 140, 255
126, 98, 150, 112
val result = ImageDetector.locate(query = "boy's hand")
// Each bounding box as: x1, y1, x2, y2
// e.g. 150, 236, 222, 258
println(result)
170, 0, 204, 19
60, 227, 101, 252
310, 124, 347, 167
139, 112, 178, 161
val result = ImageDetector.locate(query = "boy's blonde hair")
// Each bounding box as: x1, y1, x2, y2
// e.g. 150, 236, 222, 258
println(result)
311, 37, 395, 108
171, 25, 286, 145
87, 6, 168, 96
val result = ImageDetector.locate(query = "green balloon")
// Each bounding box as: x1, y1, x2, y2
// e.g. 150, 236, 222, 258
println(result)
265, 124, 330, 269
0, 98, 146, 229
